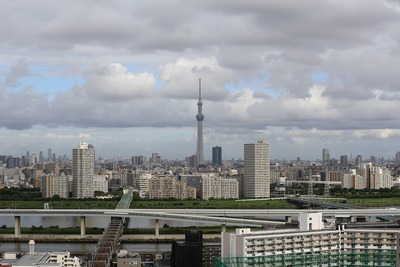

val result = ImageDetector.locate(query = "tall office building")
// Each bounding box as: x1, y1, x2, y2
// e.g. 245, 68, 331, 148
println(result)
151, 153, 161, 165
322, 148, 330, 165
212, 146, 222, 166
340, 155, 348, 167
396, 152, 400, 164
195, 78, 205, 167
355, 154, 363, 166
48, 148, 52, 162
72, 142, 95, 199
244, 140, 270, 198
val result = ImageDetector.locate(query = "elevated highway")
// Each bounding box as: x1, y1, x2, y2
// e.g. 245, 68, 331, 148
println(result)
287, 197, 397, 222
3, 207, 400, 218
2, 207, 400, 227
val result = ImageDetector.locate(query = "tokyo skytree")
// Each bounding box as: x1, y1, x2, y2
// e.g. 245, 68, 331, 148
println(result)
196, 78, 204, 167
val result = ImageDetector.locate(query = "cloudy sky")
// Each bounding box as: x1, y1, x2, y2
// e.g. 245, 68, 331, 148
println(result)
1, 0, 400, 161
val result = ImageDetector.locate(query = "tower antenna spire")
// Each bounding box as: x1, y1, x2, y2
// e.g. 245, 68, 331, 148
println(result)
199, 78, 202, 100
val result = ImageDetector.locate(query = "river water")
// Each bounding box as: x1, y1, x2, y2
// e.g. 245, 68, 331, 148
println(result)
0, 216, 213, 254
0, 216, 213, 228
0, 242, 172, 254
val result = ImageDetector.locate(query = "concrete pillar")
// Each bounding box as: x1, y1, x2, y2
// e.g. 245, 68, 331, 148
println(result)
350, 216, 356, 223
80, 216, 86, 236
14, 216, 21, 236
221, 224, 226, 232
285, 216, 292, 224
155, 219, 160, 237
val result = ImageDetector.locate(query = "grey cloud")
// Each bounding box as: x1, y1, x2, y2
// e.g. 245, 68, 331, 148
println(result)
1, 1, 400, 138
4, 61, 30, 87
266, 53, 315, 97
0, 0, 394, 54
0, 88, 51, 130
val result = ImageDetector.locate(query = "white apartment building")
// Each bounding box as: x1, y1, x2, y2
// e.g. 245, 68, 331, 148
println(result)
40, 172, 69, 199
133, 173, 152, 193
201, 174, 239, 200
72, 142, 95, 199
221, 212, 400, 266
221, 178, 239, 199
342, 170, 365, 189
244, 140, 270, 198
93, 174, 108, 193
148, 175, 196, 199
370, 166, 393, 189
202, 174, 222, 200
0, 250, 80, 267
342, 166, 394, 190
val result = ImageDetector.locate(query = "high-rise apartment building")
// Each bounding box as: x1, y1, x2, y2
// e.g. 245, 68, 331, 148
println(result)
195, 78, 205, 167
72, 142, 95, 199
212, 146, 222, 166
244, 140, 270, 198
6, 157, 20, 168
151, 153, 161, 165
355, 154, 362, 166
132, 156, 144, 166
48, 148, 52, 162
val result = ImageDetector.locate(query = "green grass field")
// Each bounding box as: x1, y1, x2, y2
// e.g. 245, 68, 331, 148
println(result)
347, 198, 400, 207
130, 199, 296, 209
0, 200, 118, 209
1, 197, 398, 210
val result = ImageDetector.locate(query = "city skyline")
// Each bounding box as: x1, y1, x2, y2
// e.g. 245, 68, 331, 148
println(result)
1, 1, 400, 160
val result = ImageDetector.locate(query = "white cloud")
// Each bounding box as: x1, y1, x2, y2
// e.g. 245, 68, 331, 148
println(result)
85, 63, 156, 101
159, 57, 231, 100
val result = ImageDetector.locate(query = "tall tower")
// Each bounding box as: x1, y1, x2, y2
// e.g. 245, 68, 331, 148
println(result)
72, 142, 95, 199
196, 78, 204, 167
244, 140, 270, 198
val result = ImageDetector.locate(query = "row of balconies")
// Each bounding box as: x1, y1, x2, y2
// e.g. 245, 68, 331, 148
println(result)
343, 233, 396, 239
343, 239, 395, 245
246, 243, 340, 254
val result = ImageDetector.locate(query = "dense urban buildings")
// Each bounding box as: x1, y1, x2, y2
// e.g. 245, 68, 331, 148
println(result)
72, 142, 95, 199
244, 140, 270, 198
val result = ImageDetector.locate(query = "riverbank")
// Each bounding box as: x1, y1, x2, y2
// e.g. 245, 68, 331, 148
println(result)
0, 233, 222, 243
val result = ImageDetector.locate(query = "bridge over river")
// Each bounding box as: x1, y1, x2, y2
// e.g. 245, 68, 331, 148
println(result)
91, 189, 133, 267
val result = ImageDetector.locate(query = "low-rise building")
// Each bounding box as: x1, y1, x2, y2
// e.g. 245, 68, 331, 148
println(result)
0, 248, 80, 267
